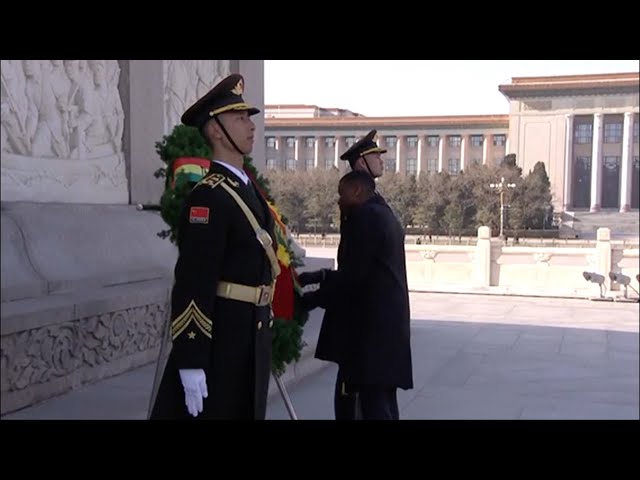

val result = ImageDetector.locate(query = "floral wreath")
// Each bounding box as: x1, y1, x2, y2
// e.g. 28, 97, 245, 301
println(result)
153, 124, 309, 375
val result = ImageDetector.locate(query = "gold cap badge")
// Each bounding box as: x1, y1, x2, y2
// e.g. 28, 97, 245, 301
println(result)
231, 79, 244, 95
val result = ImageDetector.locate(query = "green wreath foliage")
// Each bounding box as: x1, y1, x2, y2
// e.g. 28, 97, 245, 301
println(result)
153, 124, 308, 375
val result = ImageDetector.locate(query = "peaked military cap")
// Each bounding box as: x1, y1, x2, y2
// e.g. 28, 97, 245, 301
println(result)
339, 129, 387, 163
181, 73, 260, 129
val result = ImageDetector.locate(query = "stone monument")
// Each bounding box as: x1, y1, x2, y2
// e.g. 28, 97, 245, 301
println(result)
0, 60, 265, 415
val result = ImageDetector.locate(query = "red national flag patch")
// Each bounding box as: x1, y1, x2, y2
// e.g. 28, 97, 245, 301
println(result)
189, 207, 210, 224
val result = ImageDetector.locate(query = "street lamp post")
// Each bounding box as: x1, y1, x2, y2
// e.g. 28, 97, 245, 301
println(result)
490, 176, 516, 241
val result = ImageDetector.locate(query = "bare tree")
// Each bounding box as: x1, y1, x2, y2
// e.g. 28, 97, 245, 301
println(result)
305, 168, 340, 234
266, 170, 308, 232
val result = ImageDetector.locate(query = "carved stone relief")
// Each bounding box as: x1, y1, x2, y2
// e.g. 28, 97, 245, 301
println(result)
1, 60, 127, 203
0, 301, 166, 394
1, 60, 124, 160
163, 60, 230, 133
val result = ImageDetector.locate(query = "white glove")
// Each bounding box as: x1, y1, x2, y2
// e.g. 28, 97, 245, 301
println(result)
179, 369, 208, 417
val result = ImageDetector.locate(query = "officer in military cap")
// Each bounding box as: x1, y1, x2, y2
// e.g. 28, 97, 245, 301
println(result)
149, 73, 280, 420
340, 129, 387, 179
339, 129, 400, 226
299, 169, 413, 420
297, 130, 413, 420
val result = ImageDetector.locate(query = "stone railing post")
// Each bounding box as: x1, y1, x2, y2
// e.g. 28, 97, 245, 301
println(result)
475, 226, 492, 287
596, 227, 612, 292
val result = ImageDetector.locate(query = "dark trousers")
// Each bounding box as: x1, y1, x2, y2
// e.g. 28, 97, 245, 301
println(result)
333, 367, 399, 420
357, 387, 399, 420
333, 367, 359, 420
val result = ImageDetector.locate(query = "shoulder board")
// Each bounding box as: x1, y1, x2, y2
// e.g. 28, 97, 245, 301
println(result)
194, 173, 225, 190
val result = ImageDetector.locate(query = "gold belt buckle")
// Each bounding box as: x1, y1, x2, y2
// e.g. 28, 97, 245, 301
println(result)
258, 285, 271, 306
256, 229, 272, 248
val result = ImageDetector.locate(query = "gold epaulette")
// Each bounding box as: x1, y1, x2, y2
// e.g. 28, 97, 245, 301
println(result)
171, 300, 213, 340
194, 173, 225, 191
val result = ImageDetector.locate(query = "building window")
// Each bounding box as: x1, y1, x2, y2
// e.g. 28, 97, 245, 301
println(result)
471, 135, 483, 147
385, 137, 397, 148
286, 158, 296, 170
345, 137, 356, 147
406, 158, 417, 175
448, 136, 461, 147
448, 158, 460, 175
407, 136, 418, 148
603, 156, 621, 169
575, 124, 592, 144
266, 137, 276, 148
493, 134, 506, 146
471, 158, 482, 166
604, 122, 623, 144
427, 136, 439, 147
325, 137, 335, 148
305, 158, 314, 170
305, 137, 315, 148
384, 158, 396, 172
634, 119, 639, 140
266, 158, 277, 170
286, 137, 296, 148
325, 157, 334, 169
427, 158, 438, 173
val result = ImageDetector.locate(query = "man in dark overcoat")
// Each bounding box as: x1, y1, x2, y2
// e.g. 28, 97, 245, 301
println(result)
299, 165, 413, 420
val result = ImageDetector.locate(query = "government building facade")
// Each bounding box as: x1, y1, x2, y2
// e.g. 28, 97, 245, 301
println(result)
264, 72, 639, 214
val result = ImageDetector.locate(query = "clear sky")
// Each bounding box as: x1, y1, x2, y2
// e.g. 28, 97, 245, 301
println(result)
264, 60, 639, 117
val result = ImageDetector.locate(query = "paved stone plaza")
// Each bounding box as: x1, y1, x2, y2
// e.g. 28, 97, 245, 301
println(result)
3, 291, 637, 420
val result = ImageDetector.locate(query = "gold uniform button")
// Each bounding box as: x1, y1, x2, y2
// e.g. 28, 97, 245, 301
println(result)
269, 319, 274, 328
257, 321, 262, 330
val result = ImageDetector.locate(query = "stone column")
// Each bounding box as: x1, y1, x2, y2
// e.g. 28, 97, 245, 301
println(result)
417, 135, 427, 176
396, 135, 406, 174
438, 136, 445, 172
563, 114, 574, 210
294, 136, 302, 171
313, 136, 324, 169
460, 134, 468, 172
334, 136, 343, 168
128, 60, 165, 205
619, 112, 634, 212
482, 134, 493, 165
275, 136, 283, 169
590, 113, 604, 212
